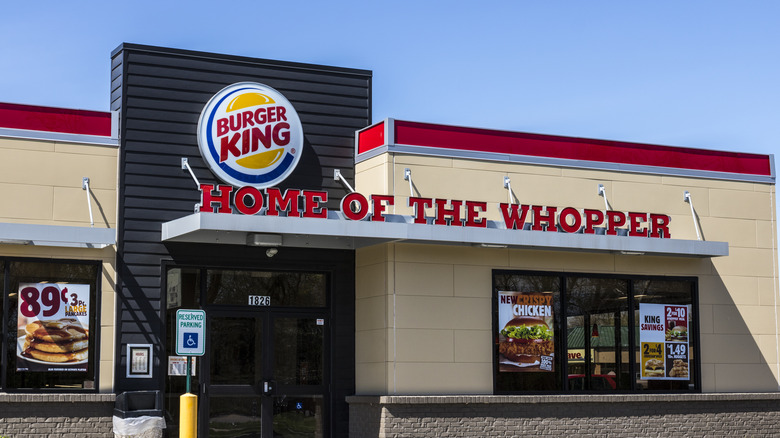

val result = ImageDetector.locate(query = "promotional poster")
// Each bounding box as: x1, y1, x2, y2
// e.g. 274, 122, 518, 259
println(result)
497, 291, 555, 372
639, 303, 690, 380
16, 283, 90, 372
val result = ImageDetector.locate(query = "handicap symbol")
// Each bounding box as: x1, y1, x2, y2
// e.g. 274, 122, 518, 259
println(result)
184, 332, 198, 348
296, 402, 303, 410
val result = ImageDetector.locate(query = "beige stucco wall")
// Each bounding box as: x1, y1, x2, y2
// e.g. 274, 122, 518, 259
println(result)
354, 152, 779, 394
0, 135, 118, 392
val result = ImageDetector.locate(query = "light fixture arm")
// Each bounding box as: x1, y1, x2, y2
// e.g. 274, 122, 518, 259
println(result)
597, 184, 610, 211
333, 169, 355, 193
503, 176, 516, 204
181, 158, 201, 188
404, 168, 414, 197
684, 191, 702, 240
82, 177, 94, 227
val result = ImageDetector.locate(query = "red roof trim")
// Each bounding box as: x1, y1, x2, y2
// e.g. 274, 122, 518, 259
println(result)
0, 102, 112, 137
357, 121, 385, 154
385, 120, 772, 177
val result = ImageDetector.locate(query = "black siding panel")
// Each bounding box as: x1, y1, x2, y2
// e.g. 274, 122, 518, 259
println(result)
113, 44, 368, 437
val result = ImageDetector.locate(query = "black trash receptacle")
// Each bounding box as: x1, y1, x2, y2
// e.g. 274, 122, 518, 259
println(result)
113, 391, 165, 438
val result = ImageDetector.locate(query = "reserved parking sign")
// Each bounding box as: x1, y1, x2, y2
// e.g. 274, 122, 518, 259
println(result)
176, 309, 206, 356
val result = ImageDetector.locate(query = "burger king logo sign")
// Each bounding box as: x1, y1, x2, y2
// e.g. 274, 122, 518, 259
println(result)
197, 82, 304, 188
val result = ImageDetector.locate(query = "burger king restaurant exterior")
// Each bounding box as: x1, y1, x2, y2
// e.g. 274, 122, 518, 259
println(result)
0, 44, 778, 437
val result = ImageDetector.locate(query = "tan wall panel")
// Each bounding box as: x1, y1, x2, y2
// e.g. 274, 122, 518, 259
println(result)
393, 362, 492, 394
709, 189, 773, 220
391, 166, 503, 206
737, 305, 778, 335
0, 137, 55, 153
661, 175, 759, 191
699, 304, 714, 334
615, 255, 713, 276
0, 147, 116, 189
453, 329, 492, 363
700, 334, 762, 364
55, 141, 119, 158
712, 304, 751, 335
756, 334, 779, 366
711, 247, 775, 277
355, 361, 389, 395
355, 159, 389, 197
394, 244, 509, 267
356, 329, 387, 364
509, 250, 617, 273
0, 137, 117, 228
755, 220, 776, 249
356, 245, 393, 267
392, 155, 453, 169
698, 217, 757, 247
53, 187, 116, 227
758, 277, 778, 306
714, 364, 777, 392
700, 363, 716, 390
99, 360, 114, 392
504, 173, 614, 211
394, 295, 488, 330
356, 296, 387, 331
561, 167, 662, 184
612, 183, 709, 217
396, 329, 453, 362
453, 265, 491, 298
355, 262, 386, 299
699, 275, 758, 306
453, 158, 560, 176
395, 262, 453, 296
0, 183, 53, 221
449, 297, 491, 331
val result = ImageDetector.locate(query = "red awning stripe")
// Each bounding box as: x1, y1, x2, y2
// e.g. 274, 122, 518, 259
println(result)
391, 120, 771, 177
357, 119, 772, 178
0, 102, 112, 137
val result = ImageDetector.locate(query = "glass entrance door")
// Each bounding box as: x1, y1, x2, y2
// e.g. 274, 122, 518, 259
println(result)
202, 310, 326, 438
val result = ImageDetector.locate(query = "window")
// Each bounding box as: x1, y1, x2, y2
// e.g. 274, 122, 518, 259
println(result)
2, 259, 100, 391
494, 270, 697, 393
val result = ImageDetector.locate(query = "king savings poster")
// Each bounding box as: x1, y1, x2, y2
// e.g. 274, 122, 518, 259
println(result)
497, 291, 555, 372
639, 303, 690, 380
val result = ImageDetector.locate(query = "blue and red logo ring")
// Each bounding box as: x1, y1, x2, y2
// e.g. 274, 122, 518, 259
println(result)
196, 82, 304, 188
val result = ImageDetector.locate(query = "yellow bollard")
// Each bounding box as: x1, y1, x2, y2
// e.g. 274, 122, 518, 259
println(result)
179, 392, 198, 438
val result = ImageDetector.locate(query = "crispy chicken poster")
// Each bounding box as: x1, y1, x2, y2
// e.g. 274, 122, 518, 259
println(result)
16, 283, 90, 372
498, 291, 554, 372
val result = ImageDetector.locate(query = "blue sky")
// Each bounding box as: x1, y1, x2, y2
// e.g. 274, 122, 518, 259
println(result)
1, 2, 778, 215
2, 2, 778, 156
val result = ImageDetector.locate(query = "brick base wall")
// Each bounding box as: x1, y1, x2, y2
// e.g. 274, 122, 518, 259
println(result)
0, 394, 115, 438
347, 393, 780, 437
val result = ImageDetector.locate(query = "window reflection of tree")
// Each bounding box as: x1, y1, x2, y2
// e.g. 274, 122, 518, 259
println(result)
566, 277, 628, 390
206, 271, 326, 307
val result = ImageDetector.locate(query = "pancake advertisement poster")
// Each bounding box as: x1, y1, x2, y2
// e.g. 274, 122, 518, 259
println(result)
497, 291, 554, 372
16, 283, 90, 372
